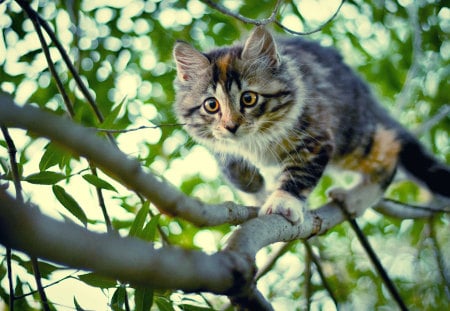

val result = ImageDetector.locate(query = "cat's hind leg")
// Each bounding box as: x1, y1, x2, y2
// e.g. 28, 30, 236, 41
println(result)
329, 125, 401, 217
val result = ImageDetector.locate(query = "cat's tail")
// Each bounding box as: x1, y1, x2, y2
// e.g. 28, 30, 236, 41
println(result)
399, 132, 450, 197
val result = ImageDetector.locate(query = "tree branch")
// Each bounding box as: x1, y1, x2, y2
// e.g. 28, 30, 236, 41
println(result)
201, 0, 283, 26
202, 0, 345, 36
373, 198, 449, 219
0, 189, 245, 293
275, 0, 345, 35
347, 218, 408, 311
0, 95, 446, 309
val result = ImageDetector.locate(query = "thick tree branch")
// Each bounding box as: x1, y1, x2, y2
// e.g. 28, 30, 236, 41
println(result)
0, 189, 244, 293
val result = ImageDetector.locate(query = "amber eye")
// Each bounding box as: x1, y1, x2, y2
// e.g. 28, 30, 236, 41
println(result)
203, 97, 220, 114
241, 91, 258, 107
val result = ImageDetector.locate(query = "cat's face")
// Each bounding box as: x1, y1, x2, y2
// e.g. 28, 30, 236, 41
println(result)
173, 27, 300, 151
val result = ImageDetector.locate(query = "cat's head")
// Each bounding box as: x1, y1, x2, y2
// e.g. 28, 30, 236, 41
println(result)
173, 26, 300, 151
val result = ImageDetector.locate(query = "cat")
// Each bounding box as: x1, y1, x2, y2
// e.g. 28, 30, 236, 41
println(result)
172, 26, 450, 223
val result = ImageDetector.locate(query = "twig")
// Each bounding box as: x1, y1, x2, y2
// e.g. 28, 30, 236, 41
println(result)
14, 273, 76, 299
0, 126, 51, 311
6, 248, 14, 311
96, 123, 186, 134
414, 105, 450, 136
255, 241, 295, 280
304, 241, 312, 311
1, 126, 18, 311
201, 0, 283, 26
427, 218, 450, 299
275, 0, 345, 35
348, 218, 409, 311
29, 12, 75, 117
303, 241, 339, 309
373, 198, 449, 219
396, 2, 422, 113
202, 0, 345, 36
14, 0, 107, 125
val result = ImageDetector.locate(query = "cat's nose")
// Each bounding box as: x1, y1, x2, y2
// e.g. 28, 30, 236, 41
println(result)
225, 123, 240, 134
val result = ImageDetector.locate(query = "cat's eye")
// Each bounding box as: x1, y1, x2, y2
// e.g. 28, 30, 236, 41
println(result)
203, 97, 220, 114
241, 91, 258, 107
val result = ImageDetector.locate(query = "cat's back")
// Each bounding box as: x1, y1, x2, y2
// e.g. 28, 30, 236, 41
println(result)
278, 37, 344, 68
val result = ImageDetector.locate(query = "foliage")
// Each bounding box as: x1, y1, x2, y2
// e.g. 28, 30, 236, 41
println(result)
0, 0, 449, 310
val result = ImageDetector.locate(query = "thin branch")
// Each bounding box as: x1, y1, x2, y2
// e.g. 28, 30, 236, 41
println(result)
14, 273, 76, 300
396, 2, 422, 113
373, 198, 449, 219
6, 248, 14, 311
414, 104, 450, 136
202, 0, 344, 36
255, 242, 294, 280
0, 126, 50, 311
96, 123, 186, 134
303, 241, 339, 308
14, 0, 106, 125
0, 126, 16, 311
304, 241, 312, 311
29, 12, 75, 117
347, 218, 409, 311
201, 0, 283, 26
0, 126, 23, 203
30, 260, 51, 311
275, 0, 345, 35
427, 218, 450, 299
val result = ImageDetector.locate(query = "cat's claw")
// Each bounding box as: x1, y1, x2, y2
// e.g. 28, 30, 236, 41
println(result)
259, 190, 305, 224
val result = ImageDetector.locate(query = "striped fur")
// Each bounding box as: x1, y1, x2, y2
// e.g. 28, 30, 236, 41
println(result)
173, 26, 450, 223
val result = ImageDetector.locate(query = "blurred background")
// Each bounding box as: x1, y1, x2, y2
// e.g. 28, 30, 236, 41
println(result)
0, 0, 449, 310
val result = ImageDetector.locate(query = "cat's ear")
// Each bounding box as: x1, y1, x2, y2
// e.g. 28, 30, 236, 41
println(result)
241, 26, 279, 67
173, 41, 210, 82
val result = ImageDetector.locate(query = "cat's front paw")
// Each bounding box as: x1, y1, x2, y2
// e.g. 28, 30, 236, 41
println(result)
259, 190, 305, 223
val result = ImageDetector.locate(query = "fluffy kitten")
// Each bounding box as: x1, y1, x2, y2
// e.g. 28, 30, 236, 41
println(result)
172, 26, 450, 223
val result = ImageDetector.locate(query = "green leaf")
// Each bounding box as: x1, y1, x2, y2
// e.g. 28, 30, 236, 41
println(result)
39, 143, 64, 171
155, 297, 175, 311
20, 259, 61, 279
140, 214, 160, 242
179, 304, 214, 311
52, 185, 88, 226
78, 272, 117, 289
135, 287, 154, 311
111, 286, 127, 311
82, 174, 117, 192
100, 100, 126, 130
129, 203, 149, 237
24, 171, 66, 185
74, 297, 86, 311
